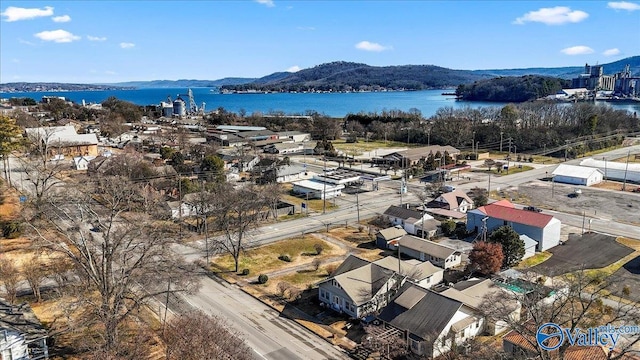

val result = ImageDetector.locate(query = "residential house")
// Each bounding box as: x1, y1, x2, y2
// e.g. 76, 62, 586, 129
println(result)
382, 205, 441, 238
318, 255, 402, 318
398, 235, 462, 269
373, 256, 443, 289
375, 226, 407, 250
275, 164, 307, 183
163, 201, 196, 220
377, 284, 481, 358
427, 189, 473, 213
552, 164, 604, 186
24, 126, 98, 158
72, 155, 96, 170
466, 200, 561, 252
219, 154, 260, 172
436, 278, 521, 335
0, 299, 49, 360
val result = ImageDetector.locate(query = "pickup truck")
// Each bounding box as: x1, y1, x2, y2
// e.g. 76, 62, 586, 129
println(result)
523, 206, 542, 213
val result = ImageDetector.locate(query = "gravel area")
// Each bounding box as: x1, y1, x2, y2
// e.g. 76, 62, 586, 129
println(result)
517, 181, 640, 225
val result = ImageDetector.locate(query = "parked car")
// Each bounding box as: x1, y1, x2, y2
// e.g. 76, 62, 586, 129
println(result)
524, 206, 542, 213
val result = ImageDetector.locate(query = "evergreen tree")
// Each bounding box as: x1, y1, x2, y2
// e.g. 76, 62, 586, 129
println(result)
489, 225, 525, 268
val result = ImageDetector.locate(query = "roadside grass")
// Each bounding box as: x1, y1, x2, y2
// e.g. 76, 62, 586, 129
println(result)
275, 265, 332, 287
328, 227, 374, 244
475, 165, 534, 176
280, 192, 338, 212
516, 251, 552, 269
613, 155, 640, 164
210, 236, 343, 275
490, 189, 532, 205
582, 145, 625, 158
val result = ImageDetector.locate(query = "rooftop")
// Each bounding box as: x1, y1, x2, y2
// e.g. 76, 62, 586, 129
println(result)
398, 235, 459, 259
474, 200, 554, 229
552, 164, 603, 179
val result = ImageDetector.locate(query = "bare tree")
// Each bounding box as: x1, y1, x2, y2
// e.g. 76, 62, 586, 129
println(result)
481, 270, 640, 360
211, 184, 268, 272
0, 256, 20, 303
22, 254, 46, 302
20, 127, 68, 211
163, 311, 253, 360
29, 176, 200, 352
361, 324, 408, 359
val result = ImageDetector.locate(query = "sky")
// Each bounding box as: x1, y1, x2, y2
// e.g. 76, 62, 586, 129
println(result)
1, 0, 639, 83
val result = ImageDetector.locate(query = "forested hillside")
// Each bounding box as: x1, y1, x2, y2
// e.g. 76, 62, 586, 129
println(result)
455, 76, 570, 102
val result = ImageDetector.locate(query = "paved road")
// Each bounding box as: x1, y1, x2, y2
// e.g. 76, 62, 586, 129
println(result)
176, 275, 348, 360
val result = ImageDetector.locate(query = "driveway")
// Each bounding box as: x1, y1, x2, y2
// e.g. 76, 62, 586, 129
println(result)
531, 233, 634, 276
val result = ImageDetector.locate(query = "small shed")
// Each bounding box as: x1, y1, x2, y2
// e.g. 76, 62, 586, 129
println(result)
551, 164, 603, 186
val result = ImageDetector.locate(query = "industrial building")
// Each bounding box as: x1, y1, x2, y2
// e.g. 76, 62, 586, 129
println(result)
579, 158, 640, 184
291, 179, 345, 199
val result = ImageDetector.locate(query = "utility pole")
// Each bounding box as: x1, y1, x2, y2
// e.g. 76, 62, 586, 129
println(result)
500, 131, 503, 153
622, 150, 631, 191
507, 138, 512, 174
476, 141, 480, 160
564, 140, 570, 161
322, 157, 327, 214
427, 129, 431, 146
355, 183, 361, 223
603, 157, 607, 183
581, 211, 586, 235
487, 172, 491, 194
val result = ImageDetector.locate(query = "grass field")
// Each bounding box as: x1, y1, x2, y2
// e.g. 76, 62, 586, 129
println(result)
210, 236, 344, 274
473, 165, 534, 176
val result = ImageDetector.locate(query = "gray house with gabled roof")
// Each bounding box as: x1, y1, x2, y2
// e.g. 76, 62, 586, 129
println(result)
398, 235, 462, 269
0, 299, 49, 360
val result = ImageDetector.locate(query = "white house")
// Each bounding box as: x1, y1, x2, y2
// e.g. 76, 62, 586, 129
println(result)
551, 164, 603, 186
317, 256, 402, 318
520, 235, 538, 260
383, 205, 441, 238
426, 189, 474, 213
292, 180, 344, 199
378, 284, 482, 358
466, 200, 561, 252
0, 300, 49, 360
277, 131, 311, 143
72, 155, 96, 170
379, 279, 521, 358
373, 256, 444, 289
398, 235, 462, 269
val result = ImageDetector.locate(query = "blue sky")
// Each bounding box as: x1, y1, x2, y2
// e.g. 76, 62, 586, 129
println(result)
1, 0, 639, 83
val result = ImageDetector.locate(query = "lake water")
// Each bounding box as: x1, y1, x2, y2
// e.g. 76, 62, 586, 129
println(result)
2, 88, 639, 118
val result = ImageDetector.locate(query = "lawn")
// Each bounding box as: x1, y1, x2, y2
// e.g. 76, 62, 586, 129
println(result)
473, 165, 534, 176
210, 236, 344, 275
516, 252, 552, 269
280, 192, 338, 212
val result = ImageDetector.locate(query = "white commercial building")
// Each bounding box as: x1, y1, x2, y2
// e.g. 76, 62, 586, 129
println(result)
580, 158, 640, 184
551, 164, 603, 186
292, 180, 344, 199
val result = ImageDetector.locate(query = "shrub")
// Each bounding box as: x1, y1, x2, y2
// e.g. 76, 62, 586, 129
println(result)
358, 225, 365, 233
277, 282, 291, 297
312, 258, 322, 271
241, 268, 250, 276
278, 254, 292, 262
440, 219, 456, 236
258, 274, 268, 284
455, 226, 468, 239
313, 244, 324, 255
1, 221, 23, 239
325, 264, 338, 276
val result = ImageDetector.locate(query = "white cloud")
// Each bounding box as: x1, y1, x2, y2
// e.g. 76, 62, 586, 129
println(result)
561, 45, 595, 55
513, 6, 589, 25
52, 15, 71, 23
19, 38, 35, 46
297, 26, 315, 31
286, 65, 301, 72
34, 29, 80, 43
120, 42, 135, 49
607, 1, 640, 10
603, 48, 621, 56
87, 35, 107, 41
1, 6, 54, 22
255, 0, 275, 7
355, 41, 391, 52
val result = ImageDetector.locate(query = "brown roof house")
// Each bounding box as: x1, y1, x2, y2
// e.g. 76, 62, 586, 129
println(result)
375, 225, 407, 250
425, 189, 474, 219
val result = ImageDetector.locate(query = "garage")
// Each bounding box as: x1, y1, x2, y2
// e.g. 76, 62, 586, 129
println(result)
551, 164, 603, 186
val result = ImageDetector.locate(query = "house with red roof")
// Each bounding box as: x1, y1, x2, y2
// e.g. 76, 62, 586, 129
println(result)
466, 200, 561, 252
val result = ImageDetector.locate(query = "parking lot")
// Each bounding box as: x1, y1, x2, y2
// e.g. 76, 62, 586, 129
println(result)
517, 181, 640, 225
531, 233, 634, 276
608, 255, 640, 302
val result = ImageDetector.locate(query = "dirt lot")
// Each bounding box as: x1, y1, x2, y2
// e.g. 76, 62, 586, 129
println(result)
531, 233, 634, 276
518, 181, 640, 224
